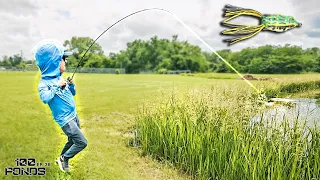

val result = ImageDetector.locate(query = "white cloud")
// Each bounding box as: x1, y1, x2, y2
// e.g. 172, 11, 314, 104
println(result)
0, 0, 319, 60
0, 0, 39, 16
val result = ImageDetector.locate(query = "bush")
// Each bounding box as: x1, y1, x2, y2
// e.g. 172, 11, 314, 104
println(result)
115, 69, 120, 74
264, 80, 320, 98
158, 68, 167, 74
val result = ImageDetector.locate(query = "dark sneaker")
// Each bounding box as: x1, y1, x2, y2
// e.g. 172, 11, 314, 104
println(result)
55, 155, 70, 172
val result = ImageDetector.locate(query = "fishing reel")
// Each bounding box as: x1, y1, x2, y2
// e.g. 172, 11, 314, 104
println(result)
61, 76, 73, 90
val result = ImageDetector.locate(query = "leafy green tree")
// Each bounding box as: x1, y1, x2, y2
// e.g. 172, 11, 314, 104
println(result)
1, 56, 12, 67
16, 61, 26, 69
314, 56, 320, 72
63, 36, 104, 67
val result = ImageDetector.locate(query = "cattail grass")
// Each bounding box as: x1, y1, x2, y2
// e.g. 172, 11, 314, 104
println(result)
134, 84, 320, 179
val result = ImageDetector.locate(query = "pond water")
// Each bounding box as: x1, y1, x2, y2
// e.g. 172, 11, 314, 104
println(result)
251, 98, 320, 128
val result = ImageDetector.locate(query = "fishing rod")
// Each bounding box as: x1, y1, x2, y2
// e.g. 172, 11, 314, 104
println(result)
64, 8, 171, 87
63, 7, 261, 94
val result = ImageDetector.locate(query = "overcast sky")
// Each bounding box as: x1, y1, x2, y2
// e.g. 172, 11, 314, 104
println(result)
0, 0, 319, 60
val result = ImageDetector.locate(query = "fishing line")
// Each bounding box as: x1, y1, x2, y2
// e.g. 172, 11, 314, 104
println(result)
69, 7, 261, 93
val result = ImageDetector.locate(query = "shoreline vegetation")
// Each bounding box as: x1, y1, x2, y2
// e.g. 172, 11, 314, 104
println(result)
134, 81, 320, 179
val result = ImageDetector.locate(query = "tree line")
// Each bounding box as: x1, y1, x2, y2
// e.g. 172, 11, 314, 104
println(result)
1, 35, 320, 74
0, 54, 32, 69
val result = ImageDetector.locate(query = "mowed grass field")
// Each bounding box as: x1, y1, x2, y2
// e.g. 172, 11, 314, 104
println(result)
0, 71, 246, 180
1, 71, 319, 179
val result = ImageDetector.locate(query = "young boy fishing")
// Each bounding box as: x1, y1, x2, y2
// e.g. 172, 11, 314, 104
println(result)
34, 40, 88, 172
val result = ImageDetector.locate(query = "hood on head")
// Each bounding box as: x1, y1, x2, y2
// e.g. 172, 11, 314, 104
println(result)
34, 40, 65, 79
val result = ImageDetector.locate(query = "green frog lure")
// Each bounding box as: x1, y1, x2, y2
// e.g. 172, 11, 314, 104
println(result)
221, 4, 302, 45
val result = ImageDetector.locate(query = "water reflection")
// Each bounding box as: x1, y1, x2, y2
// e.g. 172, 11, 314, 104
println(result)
251, 98, 320, 128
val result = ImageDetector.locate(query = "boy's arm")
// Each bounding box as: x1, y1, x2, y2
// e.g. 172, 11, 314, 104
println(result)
38, 82, 61, 104
69, 83, 76, 96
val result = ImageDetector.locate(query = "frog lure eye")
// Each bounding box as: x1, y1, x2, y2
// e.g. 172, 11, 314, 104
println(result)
220, 4, 302, 45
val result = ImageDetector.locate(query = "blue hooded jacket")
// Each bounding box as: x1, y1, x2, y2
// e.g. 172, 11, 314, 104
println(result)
35, 40, 77, 127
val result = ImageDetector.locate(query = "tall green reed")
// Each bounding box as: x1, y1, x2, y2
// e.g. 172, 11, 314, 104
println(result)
134, 84, 320, 179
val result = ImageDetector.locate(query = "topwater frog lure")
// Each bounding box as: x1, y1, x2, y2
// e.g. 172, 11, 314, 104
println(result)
221, 4, 302, 45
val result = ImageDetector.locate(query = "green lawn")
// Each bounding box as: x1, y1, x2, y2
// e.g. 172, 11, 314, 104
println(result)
0, 72, 226, 180
0, 71, 319, 180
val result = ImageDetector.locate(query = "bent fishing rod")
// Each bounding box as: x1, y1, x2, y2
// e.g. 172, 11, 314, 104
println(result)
64, 7, 260, 94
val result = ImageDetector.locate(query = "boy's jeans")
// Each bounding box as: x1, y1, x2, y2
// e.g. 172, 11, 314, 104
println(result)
60, 115, 88, 160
